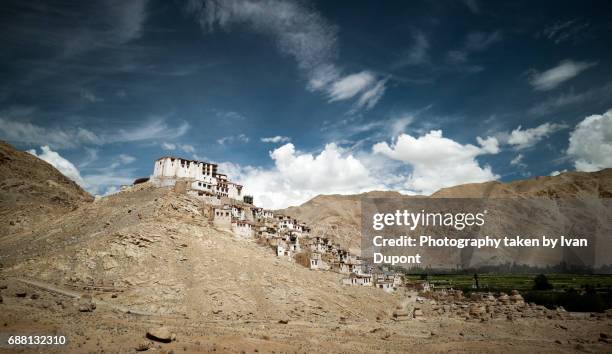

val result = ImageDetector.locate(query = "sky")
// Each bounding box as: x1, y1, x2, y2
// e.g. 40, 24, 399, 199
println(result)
1, 0, 612, 209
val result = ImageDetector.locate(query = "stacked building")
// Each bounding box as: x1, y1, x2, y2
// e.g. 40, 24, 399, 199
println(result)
149, 155, 403, 292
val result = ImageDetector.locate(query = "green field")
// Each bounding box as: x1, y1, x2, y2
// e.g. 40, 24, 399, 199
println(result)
404, 274, 612, 311
405, 273, 612, 293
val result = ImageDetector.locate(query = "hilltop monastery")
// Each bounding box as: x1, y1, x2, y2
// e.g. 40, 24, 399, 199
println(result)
149, 156, 403, 292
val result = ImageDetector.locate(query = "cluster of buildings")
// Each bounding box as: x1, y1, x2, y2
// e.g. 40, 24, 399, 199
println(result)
149, 156, 403, 293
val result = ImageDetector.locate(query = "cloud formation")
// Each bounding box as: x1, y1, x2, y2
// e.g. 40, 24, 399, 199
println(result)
528, 60, 596, 91
567, 109, 612, 172
217, 134, 249, 145
373, 130, 499, 195
538, 19, 590, 45
227, 143, 381, 209
510, 153, 527, 169
27, 146, 85, 185
27, 146, 140, 195
161, 142, 196, 154
507, 122, 566, 150
261, 136, 290, 143
0, 116, 189, 149
186, 0, 386, 110
528, 82, 612, 116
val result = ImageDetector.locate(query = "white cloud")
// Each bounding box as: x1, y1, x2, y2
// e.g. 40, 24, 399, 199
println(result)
0, 114, 188, 149
328, 71, 387, 110
82, 173, 135, 196
226, 143, 382, 209
372, 130, 499, 194
390, 115, 414, 137
328, 71, 376, 101
28, 146, 136, 195
510, 154, 523, 166
528, 82, 612, 116
510, 153, 527, 169
261, 136, 291, 143
110, 118, 189, 143
188, 0, 338, 89
161, 142, 176, 150
26, 147, 139, 197
181, 144, 195, 153
507, 122, 566, 150
109, 153, 138, 170
356, 78, 387, 110
118, 154, 136, 164
567, 109, 612, 172
161, 142, 195, 154
550, 170, 567, 176
187, 0, 386, 110
528, 60, 596, 91
217, 134, 249, 145
27, 146, 85, 186
0, 117, 101, 149
476, 136, 500, 154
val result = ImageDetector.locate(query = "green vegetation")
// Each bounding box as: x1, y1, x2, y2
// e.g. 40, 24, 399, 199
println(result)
532, 274, 553, 290
404, 273, 612, 312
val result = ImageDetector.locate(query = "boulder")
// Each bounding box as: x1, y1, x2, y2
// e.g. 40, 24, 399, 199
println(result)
483, 293, 496, 303
146, 327, 172, 343
469, 305, 486, 317
135, 342, 150, 351
78, 295, 96, 312
497, 293, 510, 304
509, 290, 524, 304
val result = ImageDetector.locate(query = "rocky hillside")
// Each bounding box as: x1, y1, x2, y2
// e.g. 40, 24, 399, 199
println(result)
1, 141, 611, 352
282, 169, 612, 253
431, 169, 612, 198
0, 140, 396, 327
281, 191, 415, 253
0, 140, 93, 237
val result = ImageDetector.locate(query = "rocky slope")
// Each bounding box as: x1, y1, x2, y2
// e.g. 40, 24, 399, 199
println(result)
0, 140, 93, 239
282, 169, 612, 255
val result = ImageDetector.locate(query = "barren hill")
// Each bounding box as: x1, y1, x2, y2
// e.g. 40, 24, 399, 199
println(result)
282, 169, 612, 253
0, 140, 93, 237
0, 141, 399, 351
281, 191, 415, 253
1, 141, 611, 352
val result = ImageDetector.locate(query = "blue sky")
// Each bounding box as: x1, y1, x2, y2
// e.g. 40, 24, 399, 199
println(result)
1, 0, 612, 208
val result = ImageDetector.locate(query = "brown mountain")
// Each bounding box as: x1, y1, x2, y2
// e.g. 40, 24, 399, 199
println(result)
281, 169, 612, 254
0, 140, 93, 237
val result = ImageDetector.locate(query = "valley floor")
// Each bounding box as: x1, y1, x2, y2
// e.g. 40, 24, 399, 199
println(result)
1, 276, 612, 353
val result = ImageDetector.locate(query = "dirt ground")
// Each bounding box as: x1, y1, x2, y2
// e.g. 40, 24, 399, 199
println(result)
1, 276, 612, 353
